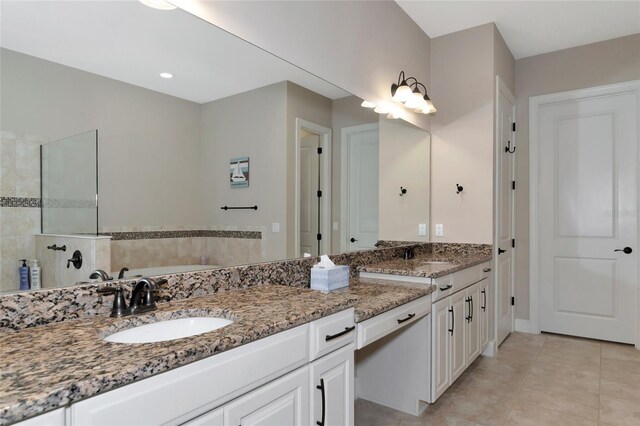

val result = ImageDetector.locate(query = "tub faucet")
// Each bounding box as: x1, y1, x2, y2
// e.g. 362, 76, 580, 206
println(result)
90, 269, 113, 281
118, 267, 129, 279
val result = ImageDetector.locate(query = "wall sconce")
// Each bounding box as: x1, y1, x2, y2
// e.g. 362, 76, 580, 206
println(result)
390, 71, 436, 114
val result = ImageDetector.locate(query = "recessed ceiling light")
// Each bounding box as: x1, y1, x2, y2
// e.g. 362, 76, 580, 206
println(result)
160, 72, 174, 79
139, 0, 177, 11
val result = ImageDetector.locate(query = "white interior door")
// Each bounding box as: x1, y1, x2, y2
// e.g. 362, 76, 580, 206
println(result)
342, 124, 379, 251
495, 79, 516, 346
299, 132, 321, 256
535, 82, 639, 344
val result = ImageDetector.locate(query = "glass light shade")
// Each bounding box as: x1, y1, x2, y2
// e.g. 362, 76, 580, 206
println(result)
139, 0, 177, 10
360, 100, 376, 108
392, 84, 413, 103
374, 105, 390, 114
386, 112, 400, 119
403, 94, 422, 109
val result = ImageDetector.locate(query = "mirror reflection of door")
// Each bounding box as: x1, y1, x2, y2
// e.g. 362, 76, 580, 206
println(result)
299, 130, 322, 256
341, 123, 379, 251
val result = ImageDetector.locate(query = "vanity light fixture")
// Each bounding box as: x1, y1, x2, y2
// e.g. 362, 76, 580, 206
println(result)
361, 100, 376, 108
391, 71, 436, 114
139, 0, 177, 10
159, 72, 174, 79
373, 105, 390, 114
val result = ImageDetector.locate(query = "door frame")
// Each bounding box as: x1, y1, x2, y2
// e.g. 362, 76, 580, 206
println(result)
529, 80, 640, 347
295, 118, 332, 256
493, 76, 516, 352
339, 123, 379, 252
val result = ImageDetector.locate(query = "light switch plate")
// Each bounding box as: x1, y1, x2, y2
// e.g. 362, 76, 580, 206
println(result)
272, 223, 280, 233
435, 224, 444, 236
418, 223, 427, 236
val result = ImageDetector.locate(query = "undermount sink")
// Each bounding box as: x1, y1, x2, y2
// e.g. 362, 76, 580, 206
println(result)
104, 317, 233, 344
421, 260, 454, 265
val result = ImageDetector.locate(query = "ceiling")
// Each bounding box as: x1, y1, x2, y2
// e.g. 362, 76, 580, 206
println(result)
0, 1, 350, 104
396, 1, 640, 59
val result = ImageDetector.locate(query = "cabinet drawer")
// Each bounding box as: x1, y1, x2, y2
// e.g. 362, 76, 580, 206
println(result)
71, 325, 309, 426
431, 276, 453, 302
12, 408, 65, 426
451, 264, 485, 293
356, 296, 431, 349
182, 408, 223, 426
309, 308, 355, 361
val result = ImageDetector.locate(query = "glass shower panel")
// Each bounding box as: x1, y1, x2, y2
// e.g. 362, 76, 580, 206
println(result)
41, 130, 98, 235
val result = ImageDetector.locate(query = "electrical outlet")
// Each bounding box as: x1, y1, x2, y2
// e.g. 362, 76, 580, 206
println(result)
418, 223, 427, 236
435, 224, 444, 237
272, 223, 280, 233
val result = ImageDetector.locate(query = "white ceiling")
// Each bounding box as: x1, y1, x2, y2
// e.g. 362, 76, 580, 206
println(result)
396, 1, 640, 59
0, 1, 350, 104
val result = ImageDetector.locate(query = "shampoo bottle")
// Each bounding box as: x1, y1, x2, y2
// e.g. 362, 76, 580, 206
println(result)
19, 259, 30, 290
29, 259, 41, 290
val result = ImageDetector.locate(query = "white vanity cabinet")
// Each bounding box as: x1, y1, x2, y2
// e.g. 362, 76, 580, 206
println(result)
430, 277, 489, 402
12, 408, 66, 426
64, 309, 355, 426
309, 344, 354, 426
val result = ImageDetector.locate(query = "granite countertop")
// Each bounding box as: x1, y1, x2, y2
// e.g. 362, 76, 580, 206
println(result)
358, 252, 492, 279
0, 279, 436, 425
344, 277, 435, 322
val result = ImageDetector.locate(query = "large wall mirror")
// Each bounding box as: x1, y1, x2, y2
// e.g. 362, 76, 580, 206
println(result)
0, 1, 431, 293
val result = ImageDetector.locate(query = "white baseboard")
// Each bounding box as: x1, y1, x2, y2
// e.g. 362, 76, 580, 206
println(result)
482, 340, 496, 357
515, 319, 533, 333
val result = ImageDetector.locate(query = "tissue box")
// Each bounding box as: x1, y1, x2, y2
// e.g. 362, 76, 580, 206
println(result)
311, 265, 350, 292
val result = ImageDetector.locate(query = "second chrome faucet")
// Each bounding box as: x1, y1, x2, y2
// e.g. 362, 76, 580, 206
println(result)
98, 277, 168, 318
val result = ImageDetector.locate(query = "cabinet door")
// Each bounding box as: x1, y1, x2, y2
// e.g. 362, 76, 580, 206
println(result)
310, 344, 354, 426
13, 408, 65, 426
466, 283, 481, 364
224, 367, 309, 426
479, 279, 490, 352
450, 290, 467, 382
431, 297, 451, 402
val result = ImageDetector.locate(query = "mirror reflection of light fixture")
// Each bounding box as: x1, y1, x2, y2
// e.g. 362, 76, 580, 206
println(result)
139, 0, 177, 10
390, 71, 436, 115
361, 100, 376, 108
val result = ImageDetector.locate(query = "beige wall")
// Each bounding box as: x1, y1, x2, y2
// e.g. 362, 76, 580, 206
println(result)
430, 24, 496, 244
0, 48, 204, 229
173, 0, 432, 131
514, 34, 640, 320
200, 83, 288, 260
330, 96, 378, 252
285, 82, 333, 257
378, 117, 431, 242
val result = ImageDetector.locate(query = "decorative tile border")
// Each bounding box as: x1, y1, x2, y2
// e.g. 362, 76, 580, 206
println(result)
0, 197, 40, 208
41, 198, 96, 209
102, 230, 262, 240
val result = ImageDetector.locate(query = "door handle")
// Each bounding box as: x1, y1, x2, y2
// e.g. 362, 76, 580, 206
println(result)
439, 284, 453, 291
325, 326, 355, 341
470, 296, 474, 321
498, 248, 506, 255
448, 307, 454, 335
350, 237, 358, 243
465, 297, 471, 322
614, 247, 633, 254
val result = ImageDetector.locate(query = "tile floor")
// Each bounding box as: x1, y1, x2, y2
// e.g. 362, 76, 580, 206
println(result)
354, 332, 640, 425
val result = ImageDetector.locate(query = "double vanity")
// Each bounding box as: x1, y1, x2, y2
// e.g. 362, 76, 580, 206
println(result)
0, 244, 491, 426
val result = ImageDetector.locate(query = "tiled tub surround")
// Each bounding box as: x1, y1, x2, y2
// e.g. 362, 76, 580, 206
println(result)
0, 243, 488, 330
103, 226, 266, 271
0, 277, 435, 424
1, 132, 47, 293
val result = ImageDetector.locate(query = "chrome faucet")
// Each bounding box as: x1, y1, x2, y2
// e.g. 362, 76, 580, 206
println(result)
90, 269, 113, 281
98, 277, 167, 317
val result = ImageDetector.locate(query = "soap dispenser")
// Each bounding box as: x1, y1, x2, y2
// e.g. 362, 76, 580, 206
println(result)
18, 259, 30, 290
